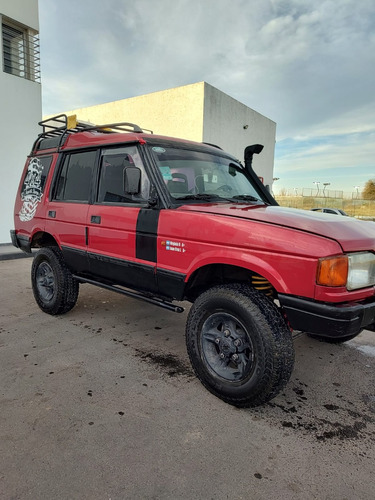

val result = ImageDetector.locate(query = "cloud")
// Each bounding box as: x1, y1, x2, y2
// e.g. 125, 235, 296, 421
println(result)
38, 0, 375, 190
274, 130, 375, 191
39, 1, 375, 131
276, 131, 375, 169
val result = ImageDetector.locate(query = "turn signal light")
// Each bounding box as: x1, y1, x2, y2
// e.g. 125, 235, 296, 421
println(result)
317, 255, 348, 287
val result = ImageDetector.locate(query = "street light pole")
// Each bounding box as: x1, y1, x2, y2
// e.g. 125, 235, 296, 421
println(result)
323, 182, 330, 198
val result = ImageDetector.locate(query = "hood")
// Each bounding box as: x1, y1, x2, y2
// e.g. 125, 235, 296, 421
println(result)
179, 203, 375, 253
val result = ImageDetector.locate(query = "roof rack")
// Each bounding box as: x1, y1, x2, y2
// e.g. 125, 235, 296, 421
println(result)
31, 114, 152, 153
202, 142, 223, 150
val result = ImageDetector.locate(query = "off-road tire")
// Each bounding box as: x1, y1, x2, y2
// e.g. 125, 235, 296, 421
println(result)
31, 247, 79, 315
186, 284, 295, 408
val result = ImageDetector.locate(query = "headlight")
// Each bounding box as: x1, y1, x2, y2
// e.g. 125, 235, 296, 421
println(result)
317, 252, 375, 290
347, 252, 375, 290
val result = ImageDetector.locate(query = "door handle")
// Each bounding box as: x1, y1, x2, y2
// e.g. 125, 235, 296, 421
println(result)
48, 210, 56, 218
91, 215, 101, 224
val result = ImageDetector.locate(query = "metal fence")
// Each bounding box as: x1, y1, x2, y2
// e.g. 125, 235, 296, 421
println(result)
274, 193, 375, 219
278, 188, 344, 198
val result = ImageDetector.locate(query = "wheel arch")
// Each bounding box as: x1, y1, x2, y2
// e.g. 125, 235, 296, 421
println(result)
184, 262, 282, 302
31, 231, 59, 249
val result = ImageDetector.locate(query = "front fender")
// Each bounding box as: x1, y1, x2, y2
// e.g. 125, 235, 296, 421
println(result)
185, 248, 318, 297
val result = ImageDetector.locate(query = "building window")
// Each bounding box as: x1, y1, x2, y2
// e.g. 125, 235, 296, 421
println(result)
2, 18, 40, 83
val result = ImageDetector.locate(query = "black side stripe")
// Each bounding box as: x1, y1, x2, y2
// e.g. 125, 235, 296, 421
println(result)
136, 209, 160, 262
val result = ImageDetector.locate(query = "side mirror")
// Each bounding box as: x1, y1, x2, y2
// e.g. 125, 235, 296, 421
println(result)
124, 167, 141, 194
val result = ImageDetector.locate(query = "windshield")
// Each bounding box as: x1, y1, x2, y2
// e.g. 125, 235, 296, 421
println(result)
151, 145, 265, 203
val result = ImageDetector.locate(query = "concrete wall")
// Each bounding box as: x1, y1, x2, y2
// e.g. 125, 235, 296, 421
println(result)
202, 82, 276, 187
62, 82, 206, 143
0, 0, 39, 30
0, 0, 41, 243
58, 82, 276, 188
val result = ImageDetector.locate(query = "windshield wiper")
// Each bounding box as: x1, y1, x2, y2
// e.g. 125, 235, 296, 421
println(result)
175, 193, 268, 205
176, 193, 221, 201
231, 195, 268, 204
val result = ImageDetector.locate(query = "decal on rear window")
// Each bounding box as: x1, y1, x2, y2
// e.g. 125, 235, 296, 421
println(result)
19, 156, 51, 221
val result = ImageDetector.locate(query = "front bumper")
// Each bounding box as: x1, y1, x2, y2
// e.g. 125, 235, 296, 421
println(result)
279, 293, 375, 338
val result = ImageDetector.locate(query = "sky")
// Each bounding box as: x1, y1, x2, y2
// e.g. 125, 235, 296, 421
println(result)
38, 0, 375, 195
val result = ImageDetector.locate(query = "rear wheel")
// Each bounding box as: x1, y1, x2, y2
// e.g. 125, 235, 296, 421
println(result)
186, 284, 294, 407
31, 247, 79, 315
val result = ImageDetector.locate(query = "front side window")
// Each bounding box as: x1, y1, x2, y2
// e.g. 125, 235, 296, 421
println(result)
97, 146, 150, 204
54, 150, 96, 202
151, 145, 265, 203
2, 18, 40, 82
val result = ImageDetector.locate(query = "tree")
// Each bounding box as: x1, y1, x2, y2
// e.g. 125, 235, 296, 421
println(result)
362, 179, 375, 200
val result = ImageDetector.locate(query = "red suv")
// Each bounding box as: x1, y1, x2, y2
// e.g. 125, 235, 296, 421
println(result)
11, 115, 375, 407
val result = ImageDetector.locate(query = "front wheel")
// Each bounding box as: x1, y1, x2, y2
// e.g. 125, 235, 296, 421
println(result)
186, 284, 295, 407
31, 247, 79, 315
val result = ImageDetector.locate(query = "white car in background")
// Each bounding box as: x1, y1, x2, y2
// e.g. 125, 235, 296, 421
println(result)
311, 208, 349, 216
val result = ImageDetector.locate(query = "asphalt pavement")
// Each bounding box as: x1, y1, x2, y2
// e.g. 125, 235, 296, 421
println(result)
0, 243, 33, 261
1, 258, 374, 499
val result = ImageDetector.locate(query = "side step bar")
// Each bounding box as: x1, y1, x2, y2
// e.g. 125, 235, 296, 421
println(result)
74, 275, 184, 313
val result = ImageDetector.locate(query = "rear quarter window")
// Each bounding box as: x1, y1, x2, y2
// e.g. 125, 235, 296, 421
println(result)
19, 155, 53, 222
21, 155, 53, 198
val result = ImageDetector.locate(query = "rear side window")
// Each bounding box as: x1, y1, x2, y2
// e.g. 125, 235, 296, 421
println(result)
54, 150, 96, 202
21, 155, 52, 198
19, 155, 53, 222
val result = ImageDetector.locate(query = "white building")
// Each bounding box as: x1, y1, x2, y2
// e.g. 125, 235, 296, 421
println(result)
0, 0, 41, 243
59, 82, 276, 188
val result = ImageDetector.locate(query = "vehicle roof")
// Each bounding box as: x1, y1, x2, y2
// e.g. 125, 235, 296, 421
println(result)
33, 129, 235, 160
31, 114, 238, 161
63, 130, 214, 150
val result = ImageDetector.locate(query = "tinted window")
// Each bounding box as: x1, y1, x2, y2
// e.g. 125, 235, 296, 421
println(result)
97, 146, 150, 204
55, 150, 96, 202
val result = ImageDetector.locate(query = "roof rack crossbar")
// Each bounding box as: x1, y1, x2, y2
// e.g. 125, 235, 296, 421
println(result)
202, 142, 223, 150
30, 114, 152, 154
38, 114, 70, 134
82, 122, 144, 133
